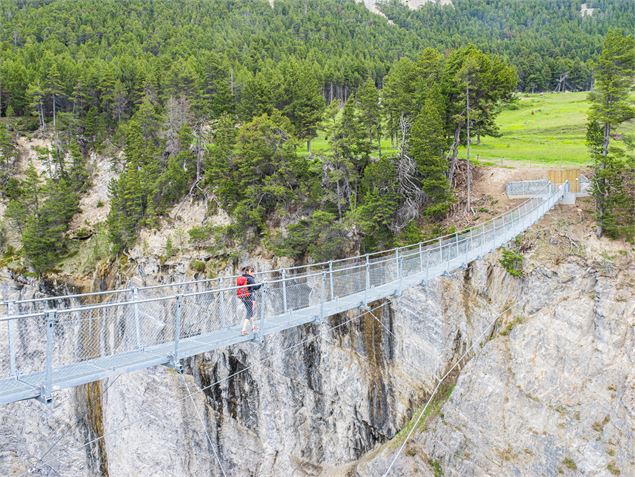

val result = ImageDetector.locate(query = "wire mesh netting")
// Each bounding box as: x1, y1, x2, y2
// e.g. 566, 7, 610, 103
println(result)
506, 179, 550, 197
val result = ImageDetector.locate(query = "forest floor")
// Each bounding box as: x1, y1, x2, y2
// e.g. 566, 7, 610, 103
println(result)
299, 91, 635, 166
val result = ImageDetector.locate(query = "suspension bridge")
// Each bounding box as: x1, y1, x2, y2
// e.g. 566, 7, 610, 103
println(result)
0, 181, 568, 405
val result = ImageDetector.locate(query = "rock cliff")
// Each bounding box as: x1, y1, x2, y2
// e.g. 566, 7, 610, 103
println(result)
0, 200, 633, 476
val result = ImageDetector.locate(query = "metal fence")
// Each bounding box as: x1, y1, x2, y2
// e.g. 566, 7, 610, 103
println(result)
0, 181, 567, 404
506, 179, 550, 198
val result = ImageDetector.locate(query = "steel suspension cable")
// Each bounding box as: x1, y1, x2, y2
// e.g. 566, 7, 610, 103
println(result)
25, 302, 391, 475
381, 303, 515, 476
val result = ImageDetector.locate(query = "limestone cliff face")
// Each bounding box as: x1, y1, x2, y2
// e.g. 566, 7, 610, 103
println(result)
354, 213, 634, 476
0, 205, 633, 477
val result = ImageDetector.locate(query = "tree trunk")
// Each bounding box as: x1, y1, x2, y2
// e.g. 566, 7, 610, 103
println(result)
39, 101, 45, 129
377, 123, 382, 158
448, 124, 462, 184
307, 140, 311, 154
336, 180, 342, 219
52, 95, 56, 130
195, 124, 203, 182
466, 86, 471, 213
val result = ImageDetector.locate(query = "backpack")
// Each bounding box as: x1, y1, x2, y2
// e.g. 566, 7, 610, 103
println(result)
236, 275, 249, 298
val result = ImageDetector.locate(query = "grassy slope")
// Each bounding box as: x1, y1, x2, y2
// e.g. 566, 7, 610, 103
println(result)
300, 92, 634, 166
462, 92, 592, 166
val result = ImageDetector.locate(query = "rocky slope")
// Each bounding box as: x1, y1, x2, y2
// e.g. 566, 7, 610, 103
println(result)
353, 199, 635, 476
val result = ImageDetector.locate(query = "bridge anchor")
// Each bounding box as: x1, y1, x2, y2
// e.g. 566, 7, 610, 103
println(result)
166, 355, 183, 373
36, 385, 53, 406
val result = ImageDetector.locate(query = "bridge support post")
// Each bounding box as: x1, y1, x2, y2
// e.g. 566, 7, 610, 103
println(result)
328, 261, 334, 301
169, 295, 182, 372
318, 271, 326, 323
282, 269, 288, 314
255, 287, 265, 343
455, 232, 460, 266
219, 287, 226, 329
7, 301, 16, 377
39, 310, 57, 405
133, 287, 141, 349
396, 248, 403, 294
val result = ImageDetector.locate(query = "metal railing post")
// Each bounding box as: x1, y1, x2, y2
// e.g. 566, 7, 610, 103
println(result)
219, 287, 226, 329
454, 232, 460, 265
172, 296, 182, 369
42, 310, 57, 404
7, 301, 16, 377
418, 242, 424, 272
133, 287, 141, 349
365, 255, 371, 289
320, 271, 326, 322
282, 269, 288, 314
395, 249, 400, 278
257, 286, 266, 339
328, 261, 334, 301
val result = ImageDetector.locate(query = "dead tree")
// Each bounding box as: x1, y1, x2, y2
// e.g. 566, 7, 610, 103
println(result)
393, 115, 425, 232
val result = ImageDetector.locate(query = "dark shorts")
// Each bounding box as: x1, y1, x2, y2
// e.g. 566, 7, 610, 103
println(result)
241, 297, 255, 319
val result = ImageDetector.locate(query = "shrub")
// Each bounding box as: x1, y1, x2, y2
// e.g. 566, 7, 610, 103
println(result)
188, 224, 214, 246
563, 457, 577, 471
500, 248, 523, 277
428, 458, 443, 477
190, 259, 206, 273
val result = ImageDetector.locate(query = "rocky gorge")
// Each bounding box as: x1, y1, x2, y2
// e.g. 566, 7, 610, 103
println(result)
0, 198, 633, 476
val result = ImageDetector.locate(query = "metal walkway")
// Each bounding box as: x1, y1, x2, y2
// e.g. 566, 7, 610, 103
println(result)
0, 182, 567, 405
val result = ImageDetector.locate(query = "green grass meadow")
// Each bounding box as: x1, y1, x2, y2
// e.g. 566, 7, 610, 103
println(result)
461, 92, 595, 166
300, 92, 634, 167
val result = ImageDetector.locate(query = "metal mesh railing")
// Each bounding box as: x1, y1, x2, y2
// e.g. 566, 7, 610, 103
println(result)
0, 181, 567, 403
506, 179, 550, 197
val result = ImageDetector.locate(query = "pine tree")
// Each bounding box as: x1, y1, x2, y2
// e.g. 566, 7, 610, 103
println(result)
46, 63, 64, 129
283, 62, 324, 153
587, 30, 635, 240
0, 124, 17, 190
410, 88, 453, 220
356, 78, 382, 155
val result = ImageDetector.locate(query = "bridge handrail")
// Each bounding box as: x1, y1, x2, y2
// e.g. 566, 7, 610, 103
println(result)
0, 182, 564, 321
1, 182, 561, 313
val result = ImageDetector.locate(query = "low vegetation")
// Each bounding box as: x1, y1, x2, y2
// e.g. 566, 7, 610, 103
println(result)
562, 457, 577, 471
499, 316, 524, 337
500, 248, 524, 278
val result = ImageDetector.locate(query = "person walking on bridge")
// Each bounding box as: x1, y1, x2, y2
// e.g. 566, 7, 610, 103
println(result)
237, 266, 261, 336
